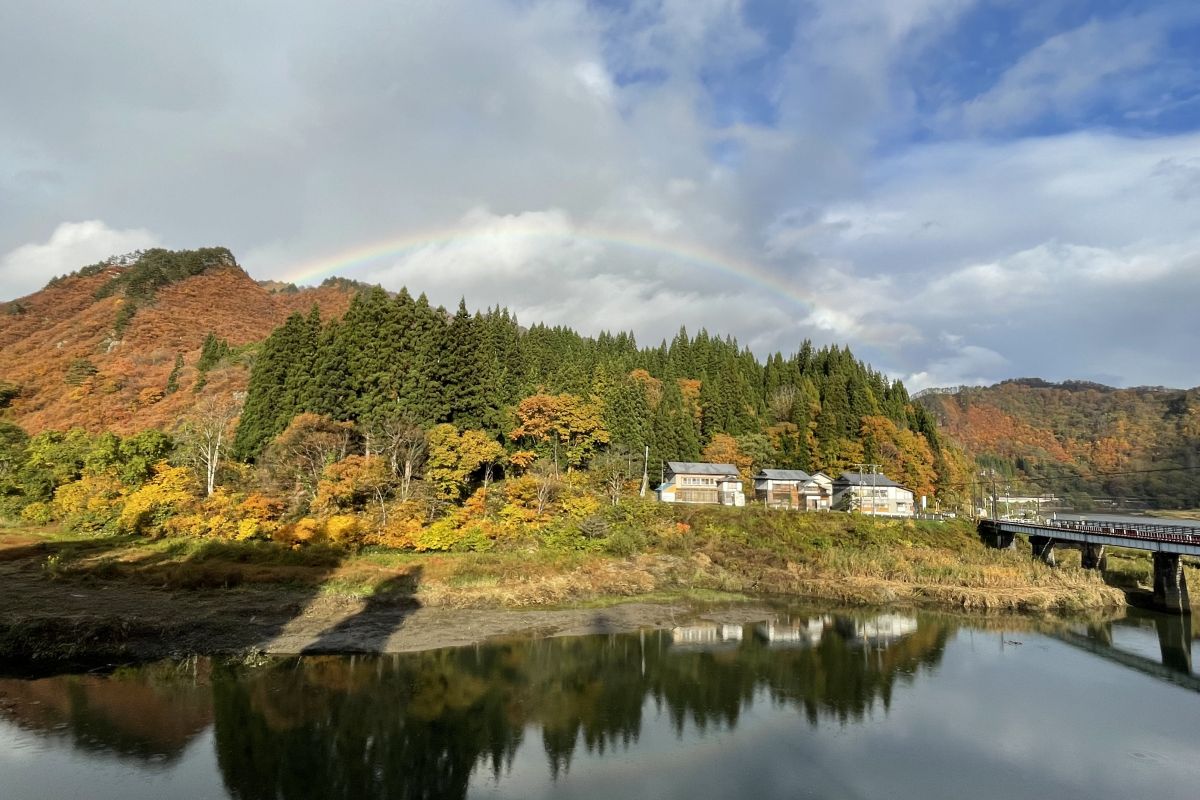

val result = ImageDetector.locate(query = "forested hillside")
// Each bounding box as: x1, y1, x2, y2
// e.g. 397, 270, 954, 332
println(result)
233, 285, 951, 498
0, 248, 355, 434
918, 379, 1200, 509
0, 247, 958, 554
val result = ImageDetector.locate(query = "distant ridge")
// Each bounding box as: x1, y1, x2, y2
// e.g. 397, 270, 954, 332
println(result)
918, 380, 1200, 508
0, 249, 359, 435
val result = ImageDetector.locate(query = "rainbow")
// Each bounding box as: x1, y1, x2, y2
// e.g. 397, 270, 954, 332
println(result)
278, 221, 816, 310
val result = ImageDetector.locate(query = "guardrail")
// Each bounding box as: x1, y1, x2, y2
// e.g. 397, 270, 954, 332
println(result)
995, 518, 1200, 546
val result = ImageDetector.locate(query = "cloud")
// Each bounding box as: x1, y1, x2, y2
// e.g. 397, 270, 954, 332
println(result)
906, 343, 1009, 392
1, 1, 1199, 390
952, 14, 1169, 133
360, 206, 801, 349
0, 221, 160, 299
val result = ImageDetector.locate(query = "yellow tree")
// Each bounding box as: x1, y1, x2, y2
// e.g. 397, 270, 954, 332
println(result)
701, 433, 754, 489
510, 392, 609, 473
427, 424, 505, 501
265, 413, 355, 506
314, 455, 396, 522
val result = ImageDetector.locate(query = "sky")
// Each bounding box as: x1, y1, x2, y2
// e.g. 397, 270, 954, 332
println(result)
2, 0, 1199, 391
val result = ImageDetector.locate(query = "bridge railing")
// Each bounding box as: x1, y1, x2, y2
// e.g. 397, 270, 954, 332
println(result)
1000, 518, 1200, 545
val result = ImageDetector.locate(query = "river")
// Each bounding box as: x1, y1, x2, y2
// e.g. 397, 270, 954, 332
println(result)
1, 605, 1198, 800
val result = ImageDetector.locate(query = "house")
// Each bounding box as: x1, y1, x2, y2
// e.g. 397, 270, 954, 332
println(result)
832, 471, 915, 517
753, 469, 833, 510
656, 462, 746, 506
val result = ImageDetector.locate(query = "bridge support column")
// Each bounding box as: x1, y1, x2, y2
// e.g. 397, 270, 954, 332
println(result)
976, 521, 1014, 549
1152, 553, 1191, 615
1030, 535, 1056, 567
1081, 544, 1107, 571
1086, 622, 1113, 648
1155, 614, 1193, 673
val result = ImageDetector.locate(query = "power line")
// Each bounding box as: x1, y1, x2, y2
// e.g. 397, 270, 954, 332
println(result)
937, 464, 1200, 492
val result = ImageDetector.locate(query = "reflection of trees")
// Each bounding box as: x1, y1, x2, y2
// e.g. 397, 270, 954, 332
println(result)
212, 614, 950, 799
213, 650, 525, 800
0, 659, 212, 763
0, 612, 949, 799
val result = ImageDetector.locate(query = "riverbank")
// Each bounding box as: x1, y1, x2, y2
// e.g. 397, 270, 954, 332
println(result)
0, 510, 1141, 666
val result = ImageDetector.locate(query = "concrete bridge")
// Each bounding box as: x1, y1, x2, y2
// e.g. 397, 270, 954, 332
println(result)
978, 518, 1197, 614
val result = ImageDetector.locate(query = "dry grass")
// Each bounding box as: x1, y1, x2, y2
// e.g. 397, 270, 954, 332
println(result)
6, 510, 1138, 615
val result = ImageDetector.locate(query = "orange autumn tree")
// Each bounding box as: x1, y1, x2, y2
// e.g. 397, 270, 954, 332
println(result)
509, 392, 609, 473
701, 433, 754, 488
859, 415, 938, 500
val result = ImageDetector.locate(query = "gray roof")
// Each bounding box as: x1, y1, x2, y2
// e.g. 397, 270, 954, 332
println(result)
755, 469, 811, 481
836, 471, 903, 488
667, 461, 739, 476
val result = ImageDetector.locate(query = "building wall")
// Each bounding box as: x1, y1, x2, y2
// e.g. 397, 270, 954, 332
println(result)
833, 485, 914, 516
755, 479, 830, 510
661, 473, 744, 506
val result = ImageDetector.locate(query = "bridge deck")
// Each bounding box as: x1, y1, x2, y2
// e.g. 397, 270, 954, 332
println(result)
982, 519, 1200, 557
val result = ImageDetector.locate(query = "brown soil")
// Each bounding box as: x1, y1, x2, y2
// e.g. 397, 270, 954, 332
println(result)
0, 535, 772, 667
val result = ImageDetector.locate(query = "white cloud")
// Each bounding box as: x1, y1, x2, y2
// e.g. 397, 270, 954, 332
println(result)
907, 344, 1009, 392
953, 14, 1166, 133
0, 220, 160, 299
1, 1, 1199, 390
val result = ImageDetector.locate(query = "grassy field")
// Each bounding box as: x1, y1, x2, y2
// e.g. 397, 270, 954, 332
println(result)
1, 508, 1130, 615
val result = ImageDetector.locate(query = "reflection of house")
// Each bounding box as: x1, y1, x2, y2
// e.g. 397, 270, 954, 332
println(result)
670, 623, 744, 650
832, 472, 915, 517
753, 470, 833, 510
656, 462, 745, 506
844, 614, 918, 646
754, 618, 825, 647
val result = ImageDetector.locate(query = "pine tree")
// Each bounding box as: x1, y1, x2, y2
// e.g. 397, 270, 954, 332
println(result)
440, 299, 486, 429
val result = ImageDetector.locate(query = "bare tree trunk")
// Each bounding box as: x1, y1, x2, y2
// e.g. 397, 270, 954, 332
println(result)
185, 393, 243, 498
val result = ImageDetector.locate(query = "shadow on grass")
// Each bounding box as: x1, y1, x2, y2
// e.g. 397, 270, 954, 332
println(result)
300, 569, 423, 654
0, 533, 359, 669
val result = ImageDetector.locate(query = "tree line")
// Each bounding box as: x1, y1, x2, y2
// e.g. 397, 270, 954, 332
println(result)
0, 280, 956, 552
234, 286, 948, 493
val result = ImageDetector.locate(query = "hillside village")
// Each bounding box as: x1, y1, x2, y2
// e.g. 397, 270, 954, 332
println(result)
656, 461, 917, 516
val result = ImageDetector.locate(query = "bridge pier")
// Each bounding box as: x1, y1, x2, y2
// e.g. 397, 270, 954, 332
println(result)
1081, 543, 1107, 571
1086, 622, 1113, 648
1030, 535, 1056, 567
976, 521, 1015, 549
1154, 614, 1193, 673
1151, 553, 1191, 615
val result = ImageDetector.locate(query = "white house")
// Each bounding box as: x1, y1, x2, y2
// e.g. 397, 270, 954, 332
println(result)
753, 469, 833, 510
832, 471, 915, 517
656, 462, 746, 506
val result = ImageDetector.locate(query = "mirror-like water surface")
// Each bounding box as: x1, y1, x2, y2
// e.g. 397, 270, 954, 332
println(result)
2, 607, 1198, 800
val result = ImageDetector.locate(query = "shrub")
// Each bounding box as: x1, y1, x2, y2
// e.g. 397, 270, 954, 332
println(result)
325, 515, 364, 547
118, 464, 197, 535
603, 528, 647, 557
20, 502, 54, 525
274, 517, 324, 548
52, 474, 125, 533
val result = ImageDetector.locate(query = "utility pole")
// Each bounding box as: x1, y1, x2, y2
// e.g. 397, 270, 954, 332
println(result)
639, 444, 649, 498
990, 471, 998, 520
873, 462, 883, 520
852, 462, 881, 515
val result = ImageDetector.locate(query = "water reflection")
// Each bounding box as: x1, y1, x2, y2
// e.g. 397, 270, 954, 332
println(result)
1, 608, 1197, 800
208, 611, 944, 798
0, 611, 940, 798
1054, 610, 1198, 691
0, 658, 211, 764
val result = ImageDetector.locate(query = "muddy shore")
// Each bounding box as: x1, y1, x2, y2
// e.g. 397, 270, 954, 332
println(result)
0, 535, 781, 665
0, 521, 1134, 668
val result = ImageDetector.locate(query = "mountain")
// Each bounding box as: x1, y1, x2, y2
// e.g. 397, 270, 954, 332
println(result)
1, 247, 948, 499
0, 249, 355, 434
917, 379, 1200, 509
